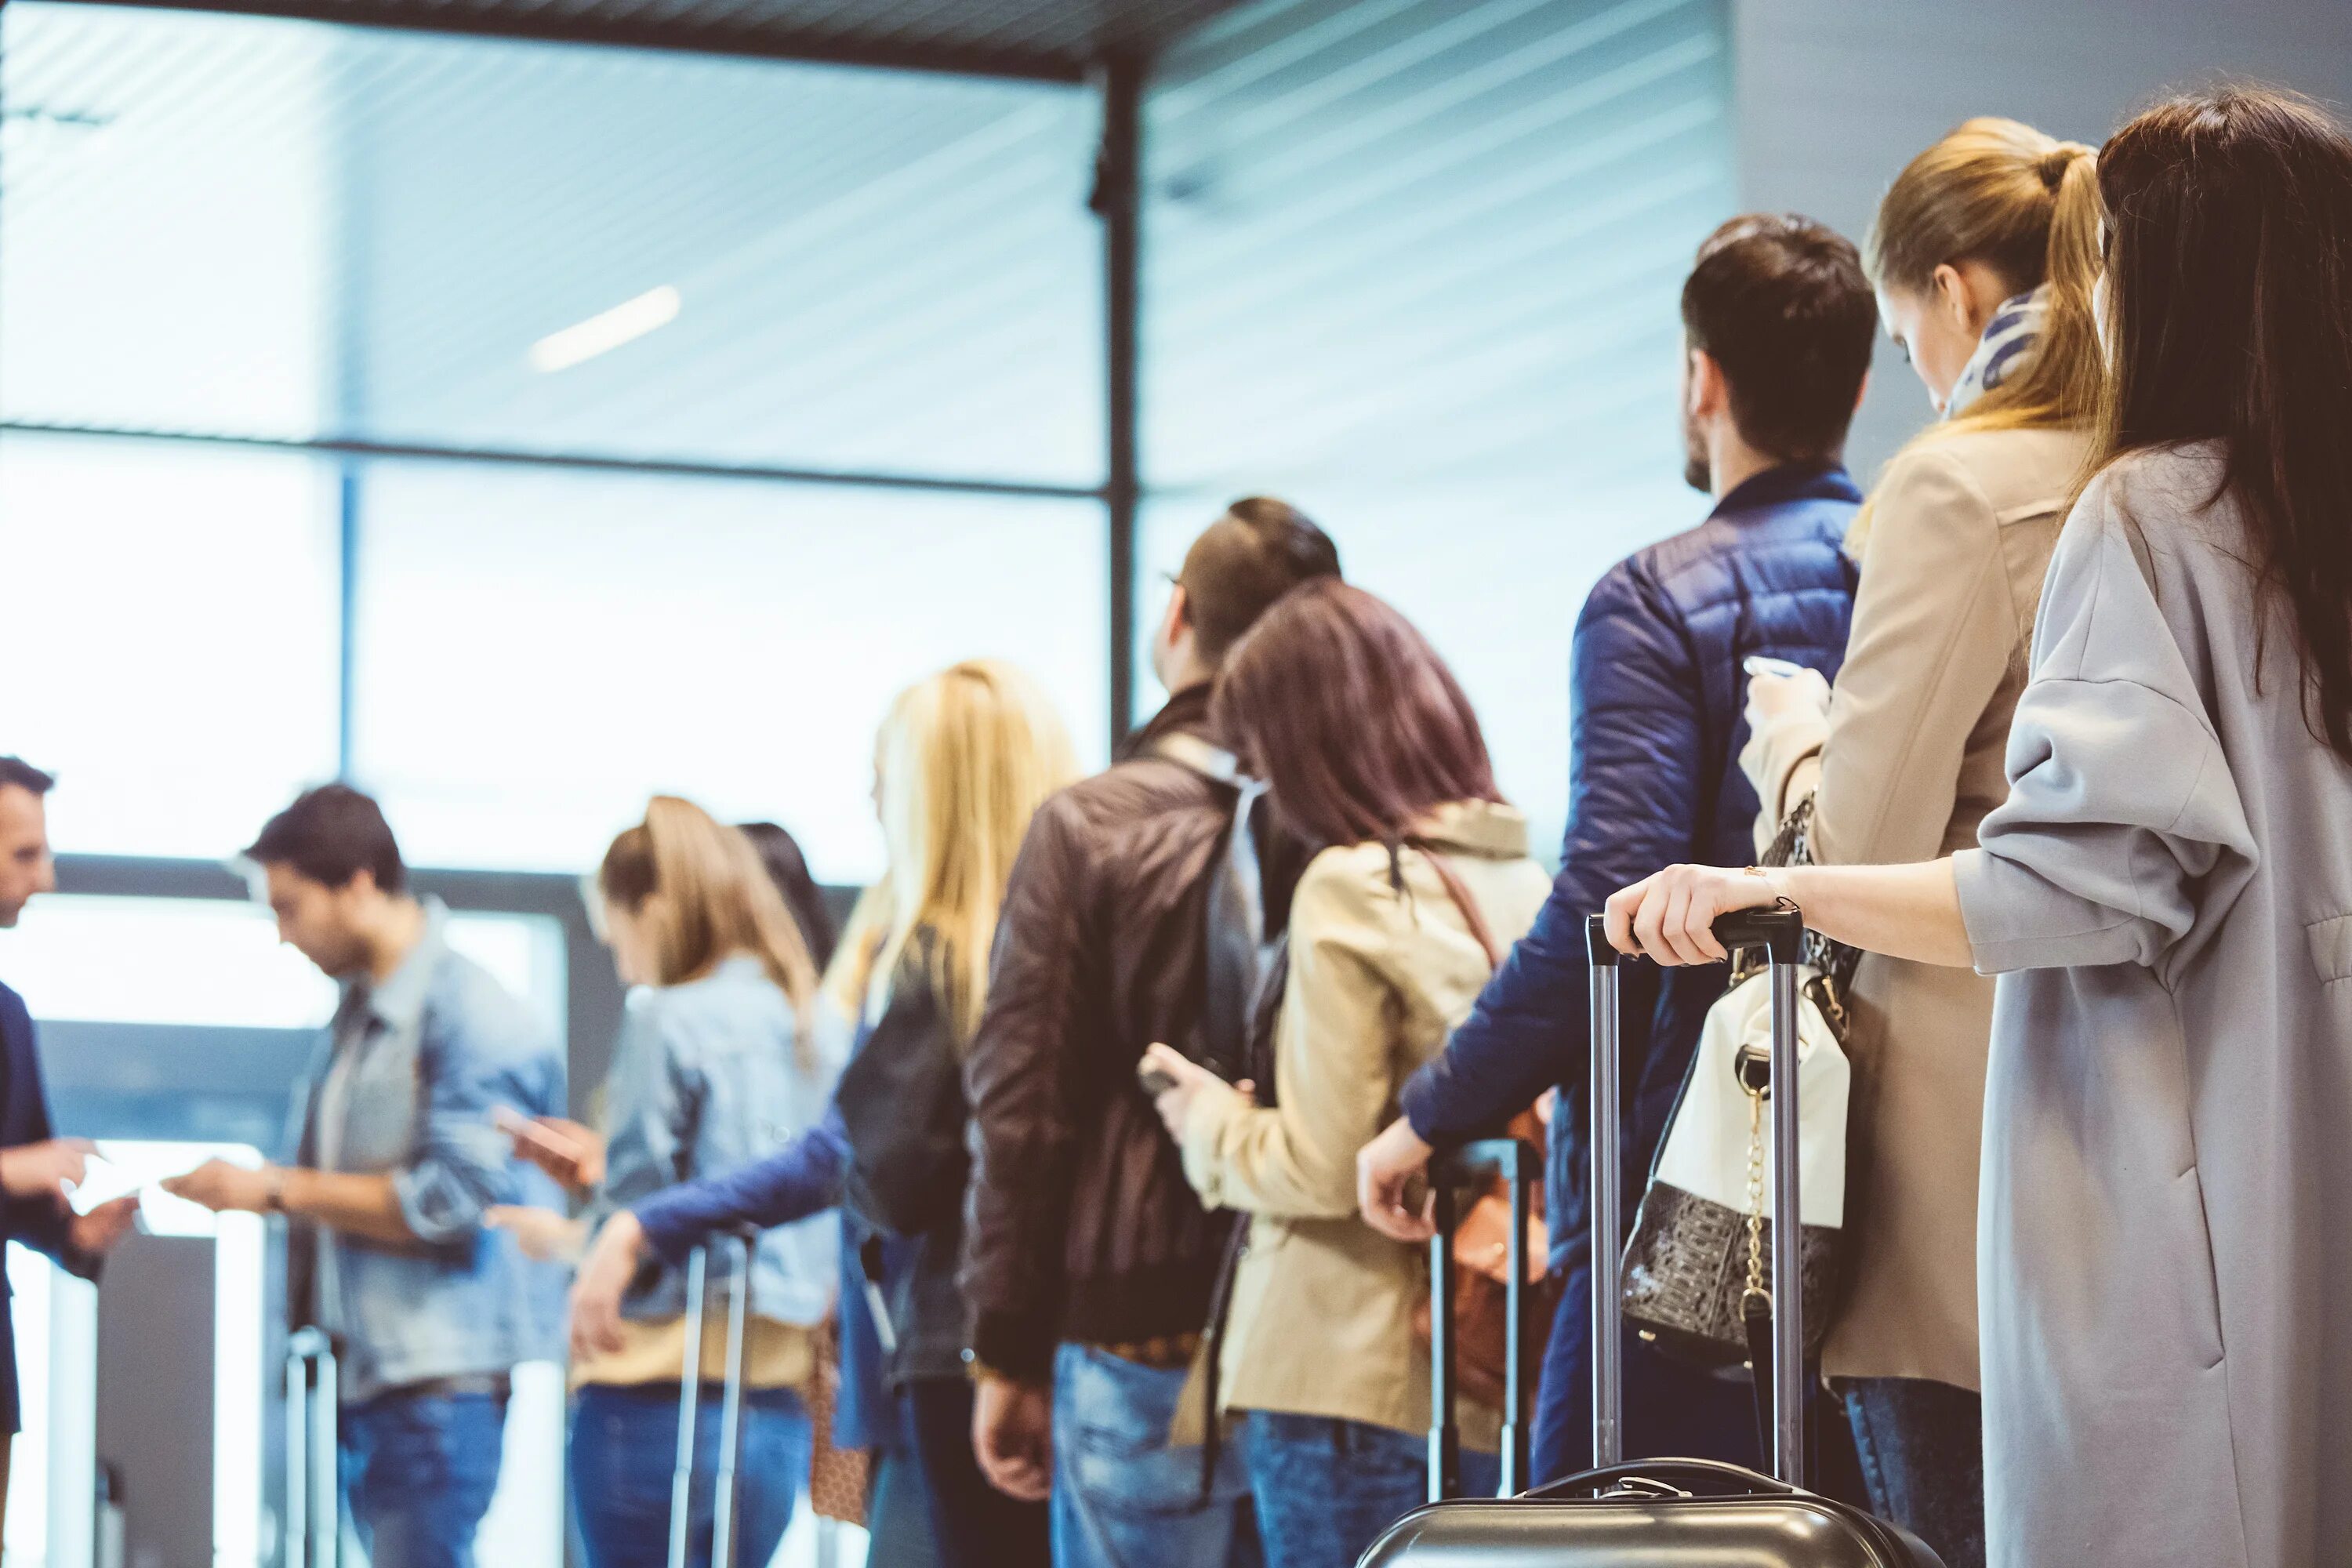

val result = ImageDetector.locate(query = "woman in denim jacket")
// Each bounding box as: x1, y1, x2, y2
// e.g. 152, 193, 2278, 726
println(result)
502, 797, 840, 1568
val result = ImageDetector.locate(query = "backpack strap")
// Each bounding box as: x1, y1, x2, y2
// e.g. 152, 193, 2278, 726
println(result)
1151, 732, 1271, 1083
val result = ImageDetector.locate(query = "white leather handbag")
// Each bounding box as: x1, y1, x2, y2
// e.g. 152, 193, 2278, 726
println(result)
1617, 961, 1852, 1366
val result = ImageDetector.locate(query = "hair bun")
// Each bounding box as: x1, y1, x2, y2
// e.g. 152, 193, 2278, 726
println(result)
2038, 142, 2089, 189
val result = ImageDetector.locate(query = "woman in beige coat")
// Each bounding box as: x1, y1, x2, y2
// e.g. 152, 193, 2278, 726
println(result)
1739, 118, 2105, 1568
1145, 580, 1548, 1568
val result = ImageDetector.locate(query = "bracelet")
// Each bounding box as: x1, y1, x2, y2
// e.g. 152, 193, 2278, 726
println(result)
263, 1168, 287, 1214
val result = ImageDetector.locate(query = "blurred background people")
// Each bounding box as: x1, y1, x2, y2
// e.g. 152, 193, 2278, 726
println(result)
499, 797, 840, 1568
960, 498, 1338, 1568
1603, 83, 2352, 1568
0, 757, 142, 1544
1354, 213, 1876, 1483
572, 659, 1076, 1568
1737, 116, 2105, 1568
1144, 580, 1551, 1568
165, 785, 566, 1568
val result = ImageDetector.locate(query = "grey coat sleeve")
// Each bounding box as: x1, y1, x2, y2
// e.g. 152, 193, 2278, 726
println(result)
1952, 482, 2257, 975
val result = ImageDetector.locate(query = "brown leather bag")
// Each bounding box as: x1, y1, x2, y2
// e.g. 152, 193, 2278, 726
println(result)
1410, 848, 1563, 1410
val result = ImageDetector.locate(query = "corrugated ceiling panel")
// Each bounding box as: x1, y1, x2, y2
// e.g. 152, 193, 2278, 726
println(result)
2, 1, 1109, 485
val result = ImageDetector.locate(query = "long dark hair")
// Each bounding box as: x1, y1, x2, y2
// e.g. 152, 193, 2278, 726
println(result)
1211, 579, 1502, 848
737, 820, 840, 973
2095, 85, 2352, 760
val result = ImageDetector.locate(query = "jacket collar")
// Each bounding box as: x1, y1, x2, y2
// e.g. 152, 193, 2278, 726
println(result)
1411, 799, 1530, 859
348, 897, 451, 1033
1710, 460, 1862, 521
1116, 683, 1218, 764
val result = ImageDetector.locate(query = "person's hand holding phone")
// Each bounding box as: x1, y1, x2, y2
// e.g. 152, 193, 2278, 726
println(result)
495, 1109, 606, 1193
1743, 655, 1831, 730
1138, 1043, 1253, 1142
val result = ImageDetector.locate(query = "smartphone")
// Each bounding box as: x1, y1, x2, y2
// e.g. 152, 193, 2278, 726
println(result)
1743, 655, 1807, 680
1137, 1062, 1183, 1098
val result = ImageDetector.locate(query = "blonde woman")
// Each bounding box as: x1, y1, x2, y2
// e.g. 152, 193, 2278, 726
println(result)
496, 798, 837, 1568
1737, 118, 2103, 1567
572, 661, 1077, 1568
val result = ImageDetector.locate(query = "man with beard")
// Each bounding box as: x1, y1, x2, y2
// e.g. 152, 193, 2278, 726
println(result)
1356, 213, 1873, 1483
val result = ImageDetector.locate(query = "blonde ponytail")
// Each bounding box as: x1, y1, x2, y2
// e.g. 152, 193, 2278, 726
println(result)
1867, 118, 2106, 434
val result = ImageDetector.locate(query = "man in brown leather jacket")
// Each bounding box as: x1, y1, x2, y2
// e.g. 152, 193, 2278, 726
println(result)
961, 499, 1338, 1568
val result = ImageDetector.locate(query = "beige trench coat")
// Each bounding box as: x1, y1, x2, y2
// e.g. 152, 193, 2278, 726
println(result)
1743, 423, 2086, 1390
1174, 800, 1551, 1443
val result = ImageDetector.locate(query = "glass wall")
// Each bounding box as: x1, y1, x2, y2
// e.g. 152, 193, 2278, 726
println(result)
1, 0, 1109, 880
1140, 0, 1735, 852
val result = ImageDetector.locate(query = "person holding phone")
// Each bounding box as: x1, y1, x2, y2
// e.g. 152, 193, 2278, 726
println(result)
1737, 118, 2103, 1568
1143, 582, 1551, 1568
496, 800, 840, 1568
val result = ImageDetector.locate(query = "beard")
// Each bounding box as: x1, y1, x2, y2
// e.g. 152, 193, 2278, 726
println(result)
1682, 408, 1710, 493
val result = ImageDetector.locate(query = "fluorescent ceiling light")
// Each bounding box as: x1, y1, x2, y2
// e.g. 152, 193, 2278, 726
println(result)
528, 285, 681, 372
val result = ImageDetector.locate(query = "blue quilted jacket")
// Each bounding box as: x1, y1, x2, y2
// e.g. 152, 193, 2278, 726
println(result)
1400, 462, 1860, 1275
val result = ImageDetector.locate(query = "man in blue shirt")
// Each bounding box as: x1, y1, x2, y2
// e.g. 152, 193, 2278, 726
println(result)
168, 785, 564, 1568
1357, 214, 1876, 1483
0, 757, 141, 1542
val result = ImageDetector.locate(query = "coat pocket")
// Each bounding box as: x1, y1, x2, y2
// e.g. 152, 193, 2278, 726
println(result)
2304, 912, 2352, 984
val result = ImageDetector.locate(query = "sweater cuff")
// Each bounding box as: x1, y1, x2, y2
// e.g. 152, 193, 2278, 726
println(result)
1178, 1079, 1246, 1209
968, 1309, 1057, 1385
629, 1193, 702, 1268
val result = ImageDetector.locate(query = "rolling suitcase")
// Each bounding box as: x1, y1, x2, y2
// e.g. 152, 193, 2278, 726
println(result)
1365, 906, 1943, 1567
671, 1225, 760, 1568
283, 1327, 342, 1568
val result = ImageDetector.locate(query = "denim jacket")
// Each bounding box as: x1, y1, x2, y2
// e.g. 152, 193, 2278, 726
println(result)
287, 900, 568, 1402
596, 956, 844, 1326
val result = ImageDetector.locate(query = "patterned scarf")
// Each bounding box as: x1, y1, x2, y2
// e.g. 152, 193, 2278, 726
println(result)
1846, 283, 2051, 561
1944, 283, 2048, 419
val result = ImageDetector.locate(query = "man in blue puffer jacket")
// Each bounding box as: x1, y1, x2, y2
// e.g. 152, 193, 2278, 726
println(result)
1359, 213, 1876, 1483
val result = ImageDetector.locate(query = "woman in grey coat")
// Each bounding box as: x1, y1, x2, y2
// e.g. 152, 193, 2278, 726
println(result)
1603, 86, 2352, 1568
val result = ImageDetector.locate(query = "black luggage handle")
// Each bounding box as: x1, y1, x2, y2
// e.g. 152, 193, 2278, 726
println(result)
1584, 904, 1811, 1488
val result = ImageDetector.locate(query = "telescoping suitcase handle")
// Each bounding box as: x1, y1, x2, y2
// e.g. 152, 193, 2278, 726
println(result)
1425, 1136, 1540, 1503
1586, 906, 1808, 1486
284, 1327, 340, 1568
671, 1223, 762, 1568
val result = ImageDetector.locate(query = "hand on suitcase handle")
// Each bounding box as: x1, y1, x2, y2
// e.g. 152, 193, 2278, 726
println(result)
1601, 866, 1795, 966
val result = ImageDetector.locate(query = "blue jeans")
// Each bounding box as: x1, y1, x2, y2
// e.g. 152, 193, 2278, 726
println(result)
568, 1383, 811, 1568
1051, 1344, 1258, 1568
338, 1388, 507, 1568
1843, 1377, 1985, 1568
1242, 1412, 1497, 1568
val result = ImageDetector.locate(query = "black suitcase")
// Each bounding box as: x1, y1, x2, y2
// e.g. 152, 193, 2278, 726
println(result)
1364, 906, 1944, 1567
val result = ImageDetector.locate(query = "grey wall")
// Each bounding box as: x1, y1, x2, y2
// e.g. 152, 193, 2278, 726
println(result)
1733, 0, 2352, 476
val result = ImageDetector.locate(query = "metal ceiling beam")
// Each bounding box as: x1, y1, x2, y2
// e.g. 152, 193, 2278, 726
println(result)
0, 420, 1104, 503
38, 0, 1095, 81
1096, 50, 1145, 748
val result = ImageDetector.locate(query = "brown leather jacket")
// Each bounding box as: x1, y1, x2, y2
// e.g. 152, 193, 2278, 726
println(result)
961, 686, 1299, 1381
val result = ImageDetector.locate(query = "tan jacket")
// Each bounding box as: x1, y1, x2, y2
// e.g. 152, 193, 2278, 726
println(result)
1744, 424, 2087, 1391
1177, 800, 1551, 1439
